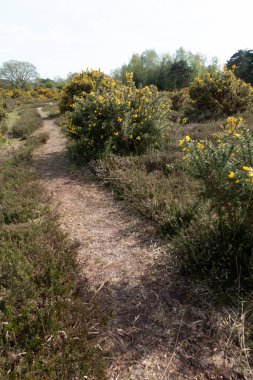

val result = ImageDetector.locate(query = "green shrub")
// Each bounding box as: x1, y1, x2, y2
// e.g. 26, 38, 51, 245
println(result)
169, 88, 192, 112
0, 98, 6, 121
175, 211, 253, 292
177, 117, 253, 290
66, 72, 171, 160
189, 67, 253, 120
59, 69, 112, 113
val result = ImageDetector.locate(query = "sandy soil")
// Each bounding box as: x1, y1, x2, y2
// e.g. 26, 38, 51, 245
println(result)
32, 108, 244, 380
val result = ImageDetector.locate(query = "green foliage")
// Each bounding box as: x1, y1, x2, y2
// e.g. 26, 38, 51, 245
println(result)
0, 60, 39, 89
175, 211, 253, 291
166, 60, 194, 90
178, 117, 253, 290
189, 67, 253, 120
227, 49, 253, 85
169, 88, 192, 111
0, 97, 6, 121
66, 72, 171, 160
59, 69, 112, 113
113, 47, 209, 90
181, 117, 253, 214
10, 105, 43, 139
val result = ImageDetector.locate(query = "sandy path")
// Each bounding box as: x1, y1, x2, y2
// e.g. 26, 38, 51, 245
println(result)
32, 108, 240, 380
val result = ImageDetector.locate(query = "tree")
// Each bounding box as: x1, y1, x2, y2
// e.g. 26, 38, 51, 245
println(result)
0, 60, 39, 89
112, 50, 160, 87
167, 60, 194, 89
227, 49, 253, 85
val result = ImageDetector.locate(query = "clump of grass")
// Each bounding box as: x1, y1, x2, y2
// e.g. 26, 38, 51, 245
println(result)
91, 140, 200, 237
10, 105, 43, 139
0, 141, 105, 378
42, 102, 60, 119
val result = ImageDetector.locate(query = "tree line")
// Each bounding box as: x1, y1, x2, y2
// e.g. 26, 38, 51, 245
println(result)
112, 48, 253, 90
0, 49, 252, 91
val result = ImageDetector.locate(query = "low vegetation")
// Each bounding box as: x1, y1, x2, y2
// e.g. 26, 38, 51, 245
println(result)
10, 104, 43, 139
0, 105, 104, 379
1, 46, 253, 377
60, 67, 253, 371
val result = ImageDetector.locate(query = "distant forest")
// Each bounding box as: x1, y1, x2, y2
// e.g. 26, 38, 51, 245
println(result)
112, 47, 253, 90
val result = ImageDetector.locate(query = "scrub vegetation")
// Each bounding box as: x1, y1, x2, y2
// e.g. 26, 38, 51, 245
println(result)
0, 98, 104, 379
1, 47, 253, 378
60, 61, 253, 377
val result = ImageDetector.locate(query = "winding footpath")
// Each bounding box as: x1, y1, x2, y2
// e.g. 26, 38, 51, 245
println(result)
32, 108, 241, 380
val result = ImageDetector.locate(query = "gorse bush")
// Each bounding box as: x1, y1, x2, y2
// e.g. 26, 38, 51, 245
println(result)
59, 70, 112, 113
0, 88, 60, 112
169, 88, 191, 112
181, 117, 253, 217
0, 98, 6, 121
189, 66, 253, 120
65, 71, 171, 160
178, 117, 253, 289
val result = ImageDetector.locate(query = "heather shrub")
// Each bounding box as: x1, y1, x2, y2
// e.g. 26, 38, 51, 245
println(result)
189, 67, 253, 120
10, 105, 43, 139
66, 72, 171, 160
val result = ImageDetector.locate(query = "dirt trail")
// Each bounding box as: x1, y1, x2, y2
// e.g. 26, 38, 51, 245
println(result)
33, 108, 241, 380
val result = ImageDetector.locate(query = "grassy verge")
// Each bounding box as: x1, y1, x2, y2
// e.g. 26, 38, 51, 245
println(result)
41, 102, 60, 119
0, 126, 104, 378
6, 110, 20, 130
9, 104, 43, 139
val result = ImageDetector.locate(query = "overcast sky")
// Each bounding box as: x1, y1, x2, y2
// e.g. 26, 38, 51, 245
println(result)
0, 0, 252, 79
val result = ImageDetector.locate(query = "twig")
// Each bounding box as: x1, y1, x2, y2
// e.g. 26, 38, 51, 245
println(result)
161, 307, 187, 379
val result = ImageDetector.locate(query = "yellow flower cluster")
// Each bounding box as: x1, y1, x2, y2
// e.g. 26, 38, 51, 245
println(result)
179, 135, 205, 160
66, 70, 171, 158
228, 165, 253, 184
0, 88, 60, 102
213, 116, 244, 142
190, 66, 253, 120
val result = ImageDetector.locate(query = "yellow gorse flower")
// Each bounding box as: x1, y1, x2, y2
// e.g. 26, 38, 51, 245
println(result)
197, 142, 205, 150
228, 171, 235, 179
